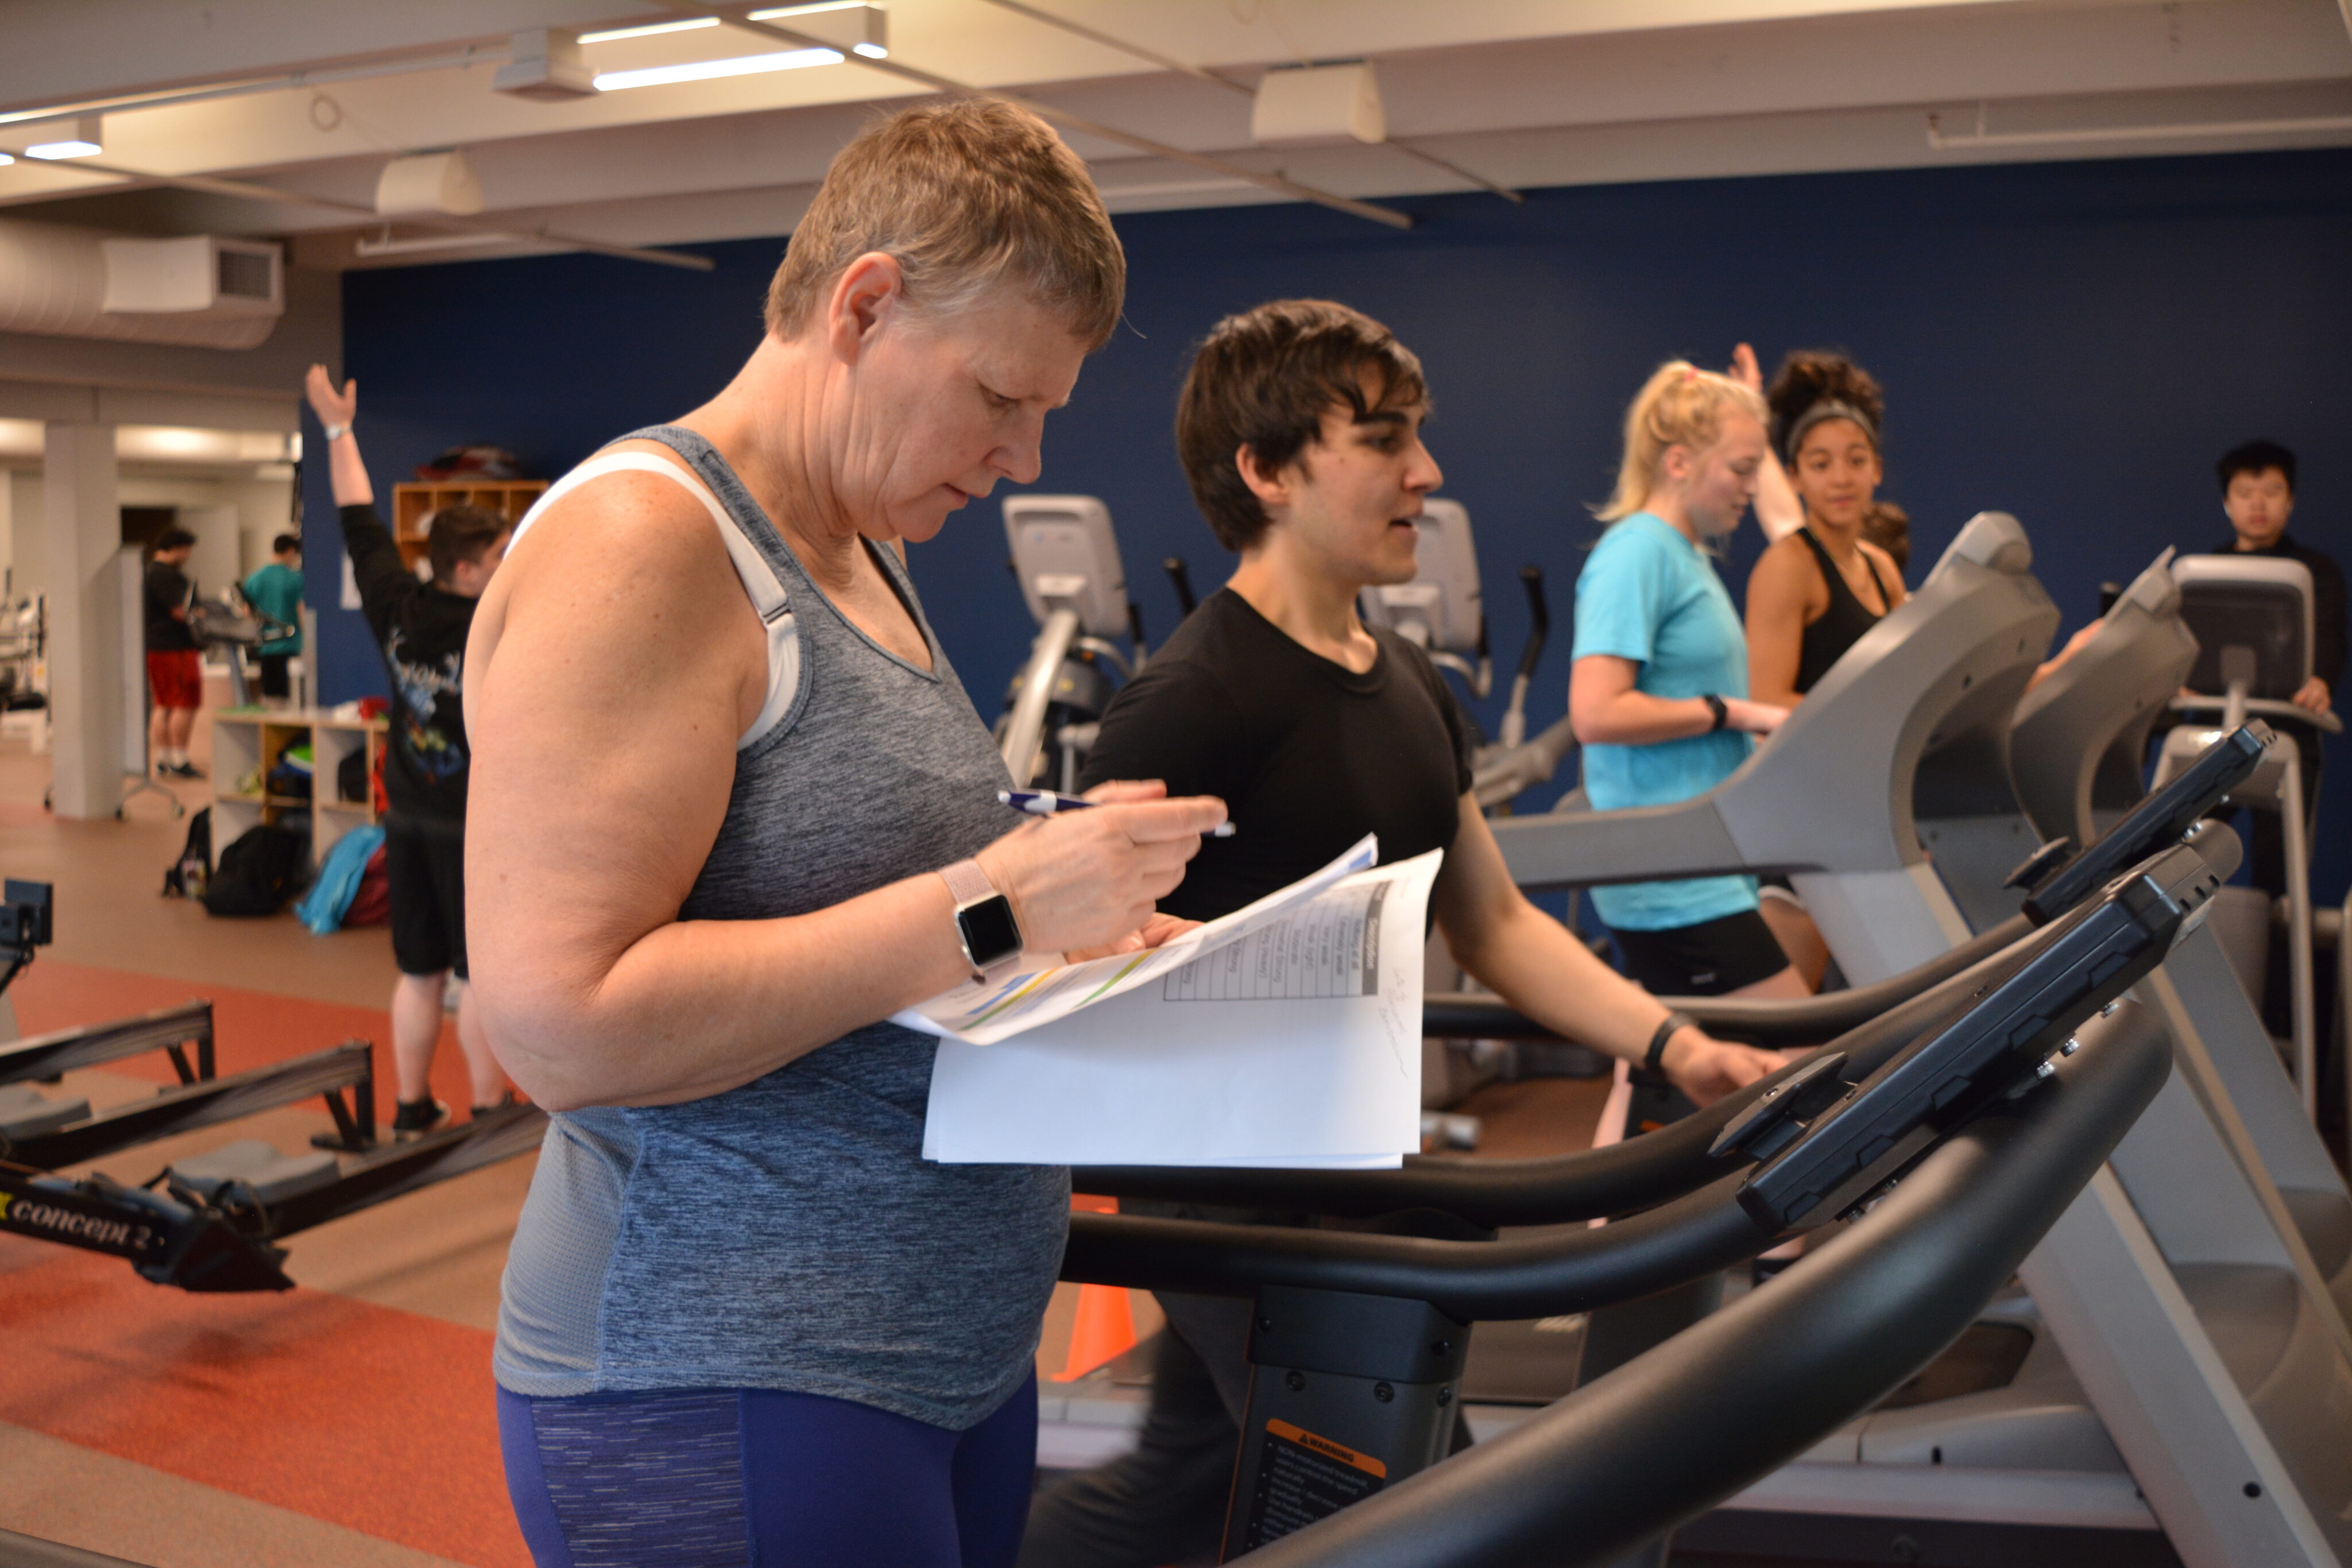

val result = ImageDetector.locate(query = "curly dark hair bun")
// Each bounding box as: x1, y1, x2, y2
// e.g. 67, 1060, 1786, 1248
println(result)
1766, 351, 1884, 455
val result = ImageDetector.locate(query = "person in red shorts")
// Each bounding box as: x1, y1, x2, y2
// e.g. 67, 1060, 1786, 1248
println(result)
143, 528, 204, 777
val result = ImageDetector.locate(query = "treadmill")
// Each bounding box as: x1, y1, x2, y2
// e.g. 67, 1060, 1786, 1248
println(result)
1481, 512, 2352, 1566
1062, 824, 2214, 1563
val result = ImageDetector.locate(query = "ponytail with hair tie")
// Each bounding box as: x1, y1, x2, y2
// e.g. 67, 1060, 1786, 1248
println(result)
1595, 360, 1768, 524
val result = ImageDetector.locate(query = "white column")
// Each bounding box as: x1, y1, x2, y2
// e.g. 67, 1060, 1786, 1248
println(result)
42, 421, 122, 819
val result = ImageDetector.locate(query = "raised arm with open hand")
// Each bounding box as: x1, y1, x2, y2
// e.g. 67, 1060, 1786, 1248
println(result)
302, 363, 374, 509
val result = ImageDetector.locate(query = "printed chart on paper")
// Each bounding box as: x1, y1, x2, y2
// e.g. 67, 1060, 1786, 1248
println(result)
1162, 884, 1388, 1002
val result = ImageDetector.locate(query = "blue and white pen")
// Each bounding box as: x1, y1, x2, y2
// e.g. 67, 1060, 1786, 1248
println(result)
999, 788, 1237, 837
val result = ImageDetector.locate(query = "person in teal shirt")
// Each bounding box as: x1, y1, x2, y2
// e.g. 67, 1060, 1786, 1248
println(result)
242, 532, 303, 705
1569, 359, 1804, 1017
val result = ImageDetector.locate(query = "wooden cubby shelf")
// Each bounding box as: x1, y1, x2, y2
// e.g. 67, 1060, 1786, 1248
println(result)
389, 480, 548, 575
210, 710, 389, 872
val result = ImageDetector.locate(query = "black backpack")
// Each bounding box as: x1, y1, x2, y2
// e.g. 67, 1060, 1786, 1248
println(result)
163, 807, 212, 898
202, 825, 307, 917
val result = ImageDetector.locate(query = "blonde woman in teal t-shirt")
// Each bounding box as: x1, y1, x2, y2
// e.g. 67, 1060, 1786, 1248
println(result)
1570, 361, 1806, 1012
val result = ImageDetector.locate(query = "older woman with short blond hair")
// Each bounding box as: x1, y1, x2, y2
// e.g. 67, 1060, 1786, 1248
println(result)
465, 100, 1225, 1566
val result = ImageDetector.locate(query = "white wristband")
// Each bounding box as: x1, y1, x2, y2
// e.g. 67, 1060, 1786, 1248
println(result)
322, 423, 350, 442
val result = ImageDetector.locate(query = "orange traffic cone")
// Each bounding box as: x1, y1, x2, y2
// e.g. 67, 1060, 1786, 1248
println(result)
1055, 1284, 1139, 1382
1057, 1193, 1140, 1381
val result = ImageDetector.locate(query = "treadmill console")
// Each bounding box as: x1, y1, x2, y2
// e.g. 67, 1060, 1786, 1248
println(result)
1724, 839, 2222, 1232
2017, 722, 2268, 923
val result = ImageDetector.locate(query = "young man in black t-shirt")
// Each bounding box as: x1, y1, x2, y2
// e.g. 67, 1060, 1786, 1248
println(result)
1022, 301, 1786, 1568
305, 365, 513, 1137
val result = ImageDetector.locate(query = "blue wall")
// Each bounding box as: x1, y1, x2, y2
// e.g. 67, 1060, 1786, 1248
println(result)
316, 145, 2352, 902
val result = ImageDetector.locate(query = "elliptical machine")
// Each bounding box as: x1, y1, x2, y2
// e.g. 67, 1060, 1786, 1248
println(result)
996, 495, 1149, 789
1355, 499, 1584, 1140
1356, 498, 1576, 811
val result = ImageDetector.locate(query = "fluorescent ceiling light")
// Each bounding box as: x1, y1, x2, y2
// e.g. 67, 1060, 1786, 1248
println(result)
748, 2, 871, 16
578, 17, 719, 44
593, 47, 841, 91
853, 42, 888, 57
21, 114, 102, 160
0, 153, 12, 166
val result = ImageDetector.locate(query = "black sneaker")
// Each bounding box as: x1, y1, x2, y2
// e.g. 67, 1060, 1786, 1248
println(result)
471, 1090, 519, 1120
168, 761, 205, 780
390, 1097, 449, 1140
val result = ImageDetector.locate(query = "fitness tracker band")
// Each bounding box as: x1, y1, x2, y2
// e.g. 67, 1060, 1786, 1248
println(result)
322, 423, 350, 442
1643, 1011, 1697, 1075
1701, 694, 1729, 732
940, 859, 1024, 984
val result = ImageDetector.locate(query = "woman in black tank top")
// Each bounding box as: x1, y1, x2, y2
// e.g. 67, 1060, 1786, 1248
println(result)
1743, 351, 1908, 709
1736, 351, 1908, 991
1788, 524, 1898, 692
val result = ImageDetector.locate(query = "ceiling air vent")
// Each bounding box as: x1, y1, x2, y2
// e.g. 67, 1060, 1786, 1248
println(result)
102, 234, 283, 323
0, 220, 282, 350
215, 247, 275, 301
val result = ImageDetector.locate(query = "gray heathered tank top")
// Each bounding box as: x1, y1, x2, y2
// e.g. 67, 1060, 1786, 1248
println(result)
493, 425, 1069, 1429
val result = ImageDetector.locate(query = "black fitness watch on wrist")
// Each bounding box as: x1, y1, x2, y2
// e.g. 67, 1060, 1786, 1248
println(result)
941, 860, 1024, 984
1702, 694, 1729, 732
1643, 1011, 1697, 1075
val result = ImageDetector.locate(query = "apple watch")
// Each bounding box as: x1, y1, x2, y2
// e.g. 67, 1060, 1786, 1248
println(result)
940, 859, 1024, 984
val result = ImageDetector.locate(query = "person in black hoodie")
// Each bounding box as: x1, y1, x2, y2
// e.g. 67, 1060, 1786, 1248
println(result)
304, 364, 514, 1137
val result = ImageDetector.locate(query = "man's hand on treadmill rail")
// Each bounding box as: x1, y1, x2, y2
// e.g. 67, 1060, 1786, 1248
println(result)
1661, 1028, 1788, 1107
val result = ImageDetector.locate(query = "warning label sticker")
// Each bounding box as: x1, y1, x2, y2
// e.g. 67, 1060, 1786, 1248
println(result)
1240, 1418, 1388, 1549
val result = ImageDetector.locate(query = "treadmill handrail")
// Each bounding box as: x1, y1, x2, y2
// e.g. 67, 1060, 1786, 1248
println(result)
1065, 1003, 2161, 1327
2170, 694, 2344, 735
1074, 910, 2079, 1225
1426, 914, 2030, 1048
1065, 1170, 1773, 1322
1235, 999, 2170, 1568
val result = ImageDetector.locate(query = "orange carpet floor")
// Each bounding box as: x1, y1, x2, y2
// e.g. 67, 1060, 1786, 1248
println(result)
12, 957, 486, 1106
3, 959, 527, 1567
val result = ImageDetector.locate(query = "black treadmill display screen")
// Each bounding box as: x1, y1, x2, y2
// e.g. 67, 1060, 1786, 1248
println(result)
2022, 723, 2266, 922
1739, 841, 2220, 1232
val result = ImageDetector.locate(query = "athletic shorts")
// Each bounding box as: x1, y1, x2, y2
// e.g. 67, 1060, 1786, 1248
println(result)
385, 815, 467, 979
145, 651, 201, 710
1610, 908, 1791, 998
257, 653, 291, 700
497, 1375, 1036, 1568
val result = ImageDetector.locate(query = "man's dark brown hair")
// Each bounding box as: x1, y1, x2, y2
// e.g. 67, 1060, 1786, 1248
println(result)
426, 504, 509, 582
1175, 299, 1428, 552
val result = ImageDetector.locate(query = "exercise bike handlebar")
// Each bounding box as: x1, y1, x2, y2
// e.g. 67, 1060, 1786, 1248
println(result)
1512, 565, 1547, 686
1236, 1000, 2171, 1568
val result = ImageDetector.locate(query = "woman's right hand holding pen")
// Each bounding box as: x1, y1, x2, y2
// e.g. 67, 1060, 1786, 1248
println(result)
973, 779, 1227, 958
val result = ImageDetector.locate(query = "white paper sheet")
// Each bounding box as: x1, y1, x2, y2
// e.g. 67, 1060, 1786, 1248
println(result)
921, 849, 1442, 1168
895, 834, 1379, 1046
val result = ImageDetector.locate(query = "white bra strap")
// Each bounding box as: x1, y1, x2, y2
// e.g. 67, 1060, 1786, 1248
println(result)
513, 451, 802, 749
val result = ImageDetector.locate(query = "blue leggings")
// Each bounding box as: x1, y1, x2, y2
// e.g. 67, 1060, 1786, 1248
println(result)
497, 1374, 1037, 1568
